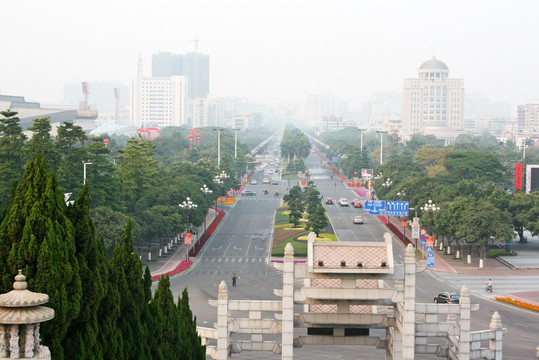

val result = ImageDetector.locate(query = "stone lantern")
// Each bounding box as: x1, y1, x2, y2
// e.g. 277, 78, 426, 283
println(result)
0, 270, 54, 359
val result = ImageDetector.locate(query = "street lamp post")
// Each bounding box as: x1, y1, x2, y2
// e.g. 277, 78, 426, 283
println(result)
179, 197, 197, 262
200, 184, 213, 239
420, 199, 439, 236
213, 128, 224, 167
82, 160, 93, 185
397, 188, 407, 241
381, 179, 392, 222
358, 128, 366, 151
376, 130, 388, 165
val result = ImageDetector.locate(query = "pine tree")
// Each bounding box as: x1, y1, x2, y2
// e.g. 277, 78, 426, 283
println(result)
0, 153, 82, 359
142, 266, 164, 360
178, 288, 206, 360
152, 276, 181, 359
112, 219, 151, 359
62, 184, 107, 359
0, 110, 27, 211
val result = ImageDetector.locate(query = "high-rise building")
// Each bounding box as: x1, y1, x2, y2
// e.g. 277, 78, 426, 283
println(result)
129, 75, 187, 128
304, 95, 335, 129
152, 51, 210, 99
517, 100, 539, 134
402, 57, 464, 143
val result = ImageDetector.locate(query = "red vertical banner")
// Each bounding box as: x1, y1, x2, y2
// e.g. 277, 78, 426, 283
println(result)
516, 163, 523, 193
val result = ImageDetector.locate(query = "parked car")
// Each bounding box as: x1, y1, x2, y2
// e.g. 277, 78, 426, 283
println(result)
250, 179, 258, 185
339, 198, 349, 206
434, 292, 460, 304
325, 197, 334, 204
242, 190, 256, 196
352, 199, 363, 208
353, 216, 364, 224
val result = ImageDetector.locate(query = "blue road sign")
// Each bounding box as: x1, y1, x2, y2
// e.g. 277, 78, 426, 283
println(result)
427, 257, 435, 268
426, 246, 433, 252
331, 156, 339, 163
364, 200, 386, 215
386, 201, 409, 216
426, 252, 435, 258
420, 234, 426, 241
420, 240, 426, 246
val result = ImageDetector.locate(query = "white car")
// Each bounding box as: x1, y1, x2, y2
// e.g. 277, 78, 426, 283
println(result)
339, 198, 349, 206
251, 179, 258, 185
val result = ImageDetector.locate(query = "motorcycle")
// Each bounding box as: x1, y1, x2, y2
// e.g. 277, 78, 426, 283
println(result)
274, 191, 280, 197
263, 190, 268, 195
485, 285, 493, 293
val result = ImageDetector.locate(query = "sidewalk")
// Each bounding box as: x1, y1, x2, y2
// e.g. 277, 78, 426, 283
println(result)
142, 207, 225, 281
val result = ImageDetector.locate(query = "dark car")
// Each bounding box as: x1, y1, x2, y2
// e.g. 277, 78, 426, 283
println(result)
242, 190, 256, 196
325, 197, 334, 204
434, 292, 460, 304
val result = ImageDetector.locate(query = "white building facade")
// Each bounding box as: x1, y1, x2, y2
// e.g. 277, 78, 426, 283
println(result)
402, 57, 464, 143
129, 75, 187, 128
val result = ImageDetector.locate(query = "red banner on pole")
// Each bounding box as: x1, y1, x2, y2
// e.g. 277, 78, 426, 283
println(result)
426, 236, 434, 248
515, 163, 523, 193
184, 233, 192, 246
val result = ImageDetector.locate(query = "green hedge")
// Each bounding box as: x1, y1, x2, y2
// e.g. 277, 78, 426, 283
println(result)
487, 250, 512, 258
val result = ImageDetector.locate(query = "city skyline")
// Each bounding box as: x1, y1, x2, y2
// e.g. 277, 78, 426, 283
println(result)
1, 0, 538, 110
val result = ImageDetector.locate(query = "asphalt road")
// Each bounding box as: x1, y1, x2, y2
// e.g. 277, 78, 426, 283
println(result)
164, 150, 539, 359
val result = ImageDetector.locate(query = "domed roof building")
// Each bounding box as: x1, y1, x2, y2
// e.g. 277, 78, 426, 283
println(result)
400, 57, 465, 144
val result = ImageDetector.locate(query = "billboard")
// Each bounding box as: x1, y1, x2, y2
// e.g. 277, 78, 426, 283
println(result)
526, 165, 539, 193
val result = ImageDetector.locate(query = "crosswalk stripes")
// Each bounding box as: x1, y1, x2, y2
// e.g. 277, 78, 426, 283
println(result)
203, 256, 267, 263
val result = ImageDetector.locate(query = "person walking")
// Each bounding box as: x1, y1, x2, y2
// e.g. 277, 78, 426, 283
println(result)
232, 273, 237, 287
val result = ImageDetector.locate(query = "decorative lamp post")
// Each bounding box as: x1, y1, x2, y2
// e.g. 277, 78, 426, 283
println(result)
201, 184, 213, 236
179, 197, 197, 261
219, 171, 229, 207
188, 134, 194, 149
420, 199, 440, 236
214, 176, 224, 210
197, 133, 201, 146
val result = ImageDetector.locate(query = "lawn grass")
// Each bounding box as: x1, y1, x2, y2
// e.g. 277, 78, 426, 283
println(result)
296, 233, 338, 241
272, 232, 309, 257
275, 211, 289, 222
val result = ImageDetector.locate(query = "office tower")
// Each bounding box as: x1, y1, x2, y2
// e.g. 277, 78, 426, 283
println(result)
517, 100, 539, 134
402, 57, 464, 143
152, 51, 210, 99
130, 75, 187, 128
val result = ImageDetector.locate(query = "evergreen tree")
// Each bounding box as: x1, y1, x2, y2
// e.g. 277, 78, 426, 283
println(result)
97, 246, 123, 360
62, 184, 108, 359
307, 205, 328, 236
0, 154, 82, 359
178, 288, 206, 360
153, 276, 181, 359
112, 219, 151, 359
0, 110, 27, 211
288, 199, 303, 228
27, 117, 60, 171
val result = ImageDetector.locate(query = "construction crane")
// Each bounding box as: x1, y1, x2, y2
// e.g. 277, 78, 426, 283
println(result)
77, 82, 98, 119
114, 88, 120, 124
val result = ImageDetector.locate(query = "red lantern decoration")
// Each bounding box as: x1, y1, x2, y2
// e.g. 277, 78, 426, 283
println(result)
188, 134, 194, 149
192, 128, 197, 133
196, 133, 201, 145
103, 139, 109, 147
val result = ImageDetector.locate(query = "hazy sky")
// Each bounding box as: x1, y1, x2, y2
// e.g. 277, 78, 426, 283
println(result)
2, 0, 538, 109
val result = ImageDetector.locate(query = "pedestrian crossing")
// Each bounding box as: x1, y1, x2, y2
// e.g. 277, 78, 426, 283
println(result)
203, 256, 267, 263
431, 273, 539, 298
238, 197, 282, 201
